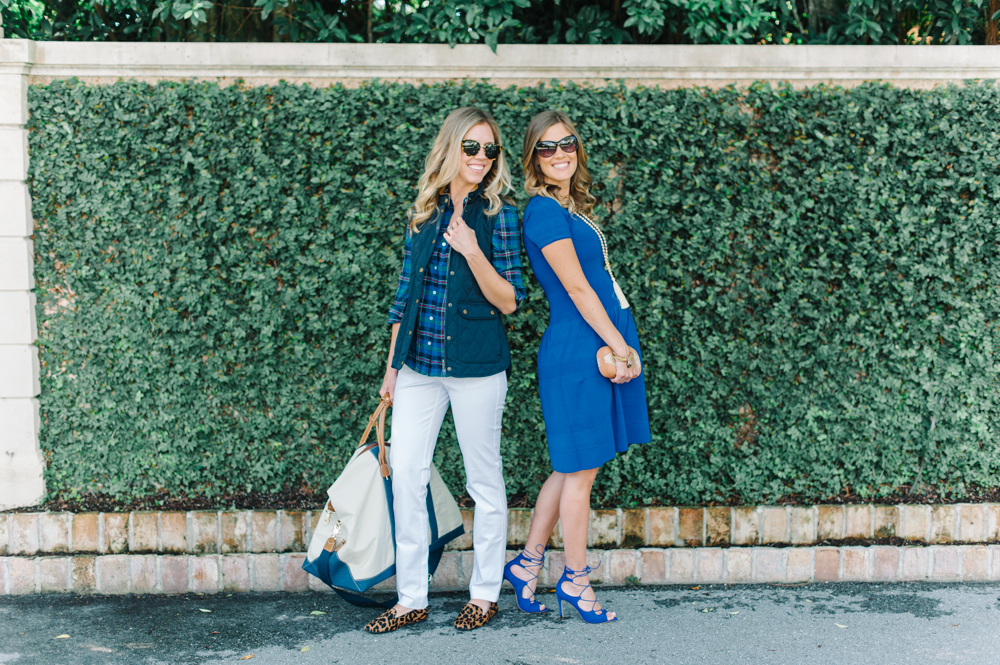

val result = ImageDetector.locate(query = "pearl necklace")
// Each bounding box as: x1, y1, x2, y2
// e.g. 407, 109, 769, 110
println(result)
574, 212, 630, 309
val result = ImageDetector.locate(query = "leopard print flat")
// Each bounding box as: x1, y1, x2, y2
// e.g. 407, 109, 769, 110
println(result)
453, 601, 499, 630
363, 606, 429, 634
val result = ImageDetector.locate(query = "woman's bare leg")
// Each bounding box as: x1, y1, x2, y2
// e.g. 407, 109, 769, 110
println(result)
508, 471, 564, 609
559, 467, 614, 619
526, 471, 564, 551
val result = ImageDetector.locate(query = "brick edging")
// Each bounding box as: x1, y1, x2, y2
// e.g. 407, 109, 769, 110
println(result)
3, 545, 999, 595
2, 504, 999, 558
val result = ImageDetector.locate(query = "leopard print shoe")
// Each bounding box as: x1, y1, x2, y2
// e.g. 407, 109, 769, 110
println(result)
453, 601, 499, 630
363, 606, 429, 634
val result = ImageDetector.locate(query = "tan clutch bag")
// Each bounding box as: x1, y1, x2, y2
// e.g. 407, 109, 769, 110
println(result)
596, 346, 640, 379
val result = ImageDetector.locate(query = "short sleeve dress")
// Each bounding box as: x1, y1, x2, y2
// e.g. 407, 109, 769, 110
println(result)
522, 195, 651, 473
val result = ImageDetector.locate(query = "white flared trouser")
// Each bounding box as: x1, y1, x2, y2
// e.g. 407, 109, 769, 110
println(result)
390, 364, 509, 610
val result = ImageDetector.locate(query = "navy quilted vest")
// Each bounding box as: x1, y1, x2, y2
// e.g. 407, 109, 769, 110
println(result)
390, 189, 512, 378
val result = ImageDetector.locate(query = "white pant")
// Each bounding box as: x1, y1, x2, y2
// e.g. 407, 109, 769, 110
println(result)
390, 365, 509, 609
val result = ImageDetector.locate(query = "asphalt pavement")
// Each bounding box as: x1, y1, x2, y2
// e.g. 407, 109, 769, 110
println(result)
2, 582, 1000, 665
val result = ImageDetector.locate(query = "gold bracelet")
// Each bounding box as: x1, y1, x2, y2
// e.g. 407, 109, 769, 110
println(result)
611, 347, 635, 367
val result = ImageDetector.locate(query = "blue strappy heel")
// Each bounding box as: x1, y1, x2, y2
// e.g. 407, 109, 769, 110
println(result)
503, 544, 549, 613
555, 564, 617, 624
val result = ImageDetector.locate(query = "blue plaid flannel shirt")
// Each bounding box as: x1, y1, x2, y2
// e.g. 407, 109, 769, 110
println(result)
387, 196, 526, 377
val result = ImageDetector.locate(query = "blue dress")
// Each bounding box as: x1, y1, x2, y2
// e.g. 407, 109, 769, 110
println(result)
522, 196, 651, 473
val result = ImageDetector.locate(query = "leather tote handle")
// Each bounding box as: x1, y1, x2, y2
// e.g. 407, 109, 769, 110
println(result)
357, 394, 392, 478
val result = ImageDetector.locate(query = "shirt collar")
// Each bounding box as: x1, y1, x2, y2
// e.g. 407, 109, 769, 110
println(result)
439, 183, 482, 206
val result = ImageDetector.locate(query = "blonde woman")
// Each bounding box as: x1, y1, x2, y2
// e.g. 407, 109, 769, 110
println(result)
503, 110, 649, 624
364, 107, 525, 634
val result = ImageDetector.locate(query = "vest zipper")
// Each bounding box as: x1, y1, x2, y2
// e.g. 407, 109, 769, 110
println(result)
442, 192, 471, 379
443, 192, 474, 378
443, 225, 453, 378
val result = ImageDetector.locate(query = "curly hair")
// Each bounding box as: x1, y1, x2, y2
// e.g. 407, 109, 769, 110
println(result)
409, 107, 512, 231
521, 110, 596, 217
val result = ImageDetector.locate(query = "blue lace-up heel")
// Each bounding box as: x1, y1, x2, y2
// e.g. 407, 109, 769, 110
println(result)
503, 544, 549, 613
555, 563, 617, 624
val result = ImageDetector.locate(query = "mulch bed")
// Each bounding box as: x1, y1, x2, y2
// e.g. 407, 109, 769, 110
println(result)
769, 485, 1000, 507
5, 484, 1000, 514
2, 489, 328, 514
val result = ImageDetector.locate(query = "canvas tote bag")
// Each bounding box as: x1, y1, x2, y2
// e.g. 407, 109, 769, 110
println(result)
302, 394, 465, 607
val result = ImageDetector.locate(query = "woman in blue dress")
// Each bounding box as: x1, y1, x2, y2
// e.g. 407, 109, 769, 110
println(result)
502, 110, 650, 624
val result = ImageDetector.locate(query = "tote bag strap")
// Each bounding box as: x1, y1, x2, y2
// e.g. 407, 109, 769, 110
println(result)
357, 394, 391, 478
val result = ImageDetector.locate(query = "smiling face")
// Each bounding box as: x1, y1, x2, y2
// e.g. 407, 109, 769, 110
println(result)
534, 122, 578, 192
453, 122, 496, 191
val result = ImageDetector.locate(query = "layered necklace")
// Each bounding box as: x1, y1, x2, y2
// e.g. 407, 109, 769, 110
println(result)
574, 212, 630, 310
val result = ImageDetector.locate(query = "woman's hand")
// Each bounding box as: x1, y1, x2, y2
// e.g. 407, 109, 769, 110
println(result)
379, 367, 398, 404
443, 213, 482, 259
612, 349, 641, 384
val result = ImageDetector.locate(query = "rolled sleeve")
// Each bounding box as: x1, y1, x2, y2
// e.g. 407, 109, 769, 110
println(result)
387, 224, 412, 325
491, 204, 527, 310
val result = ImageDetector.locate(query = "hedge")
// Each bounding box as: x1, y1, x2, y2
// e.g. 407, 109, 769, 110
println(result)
27, 78, 1000, 507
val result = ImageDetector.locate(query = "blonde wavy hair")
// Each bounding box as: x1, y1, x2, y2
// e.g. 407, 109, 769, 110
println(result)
521, 110, 596, 217
409, 107, 512, 231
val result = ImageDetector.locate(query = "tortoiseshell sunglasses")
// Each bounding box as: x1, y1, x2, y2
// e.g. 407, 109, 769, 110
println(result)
461, 140, 502, 160
534, 135, 579, 158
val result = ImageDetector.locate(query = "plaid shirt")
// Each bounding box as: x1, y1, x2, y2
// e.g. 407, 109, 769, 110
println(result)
387, 195, 525, 377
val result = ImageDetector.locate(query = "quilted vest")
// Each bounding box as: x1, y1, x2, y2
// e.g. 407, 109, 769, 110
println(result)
390, 189, 512, 378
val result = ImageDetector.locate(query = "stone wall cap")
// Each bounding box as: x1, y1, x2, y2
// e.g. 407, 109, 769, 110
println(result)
3, 42, 1000, 82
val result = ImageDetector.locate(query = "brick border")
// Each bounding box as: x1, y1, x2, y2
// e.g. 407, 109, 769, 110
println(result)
3, 545, 999, 595
2, 504, 999, 557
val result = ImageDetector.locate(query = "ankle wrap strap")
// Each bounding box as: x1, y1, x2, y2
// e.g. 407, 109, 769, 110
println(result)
562, 561, 601, 585
519, 544, 547, 566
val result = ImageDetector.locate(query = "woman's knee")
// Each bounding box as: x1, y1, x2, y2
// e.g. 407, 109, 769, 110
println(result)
561, 467, 598, 492
389, 457, 432, 493
568, 467, 599, 482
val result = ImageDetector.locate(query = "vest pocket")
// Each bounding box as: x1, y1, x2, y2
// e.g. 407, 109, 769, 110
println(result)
456, 301, 503, 364
458, 302, 498, 320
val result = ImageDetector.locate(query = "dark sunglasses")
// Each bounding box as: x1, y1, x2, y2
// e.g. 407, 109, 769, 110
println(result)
461, 140, 502, 160
534, 135, 579, 158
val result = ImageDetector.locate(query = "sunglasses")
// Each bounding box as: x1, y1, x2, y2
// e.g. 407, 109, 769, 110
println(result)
534, 135, 579, 158
461, 140, 502, 160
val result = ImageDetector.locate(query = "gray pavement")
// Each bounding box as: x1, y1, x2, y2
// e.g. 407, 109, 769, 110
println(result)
2, 583, 1000, 665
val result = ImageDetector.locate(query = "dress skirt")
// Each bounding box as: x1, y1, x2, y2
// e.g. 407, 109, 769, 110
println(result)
523, 195, 652, 473
536, 304, 650, 473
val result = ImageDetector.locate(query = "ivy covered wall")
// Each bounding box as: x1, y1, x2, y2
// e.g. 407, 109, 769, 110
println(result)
27, 78, 1000, 506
